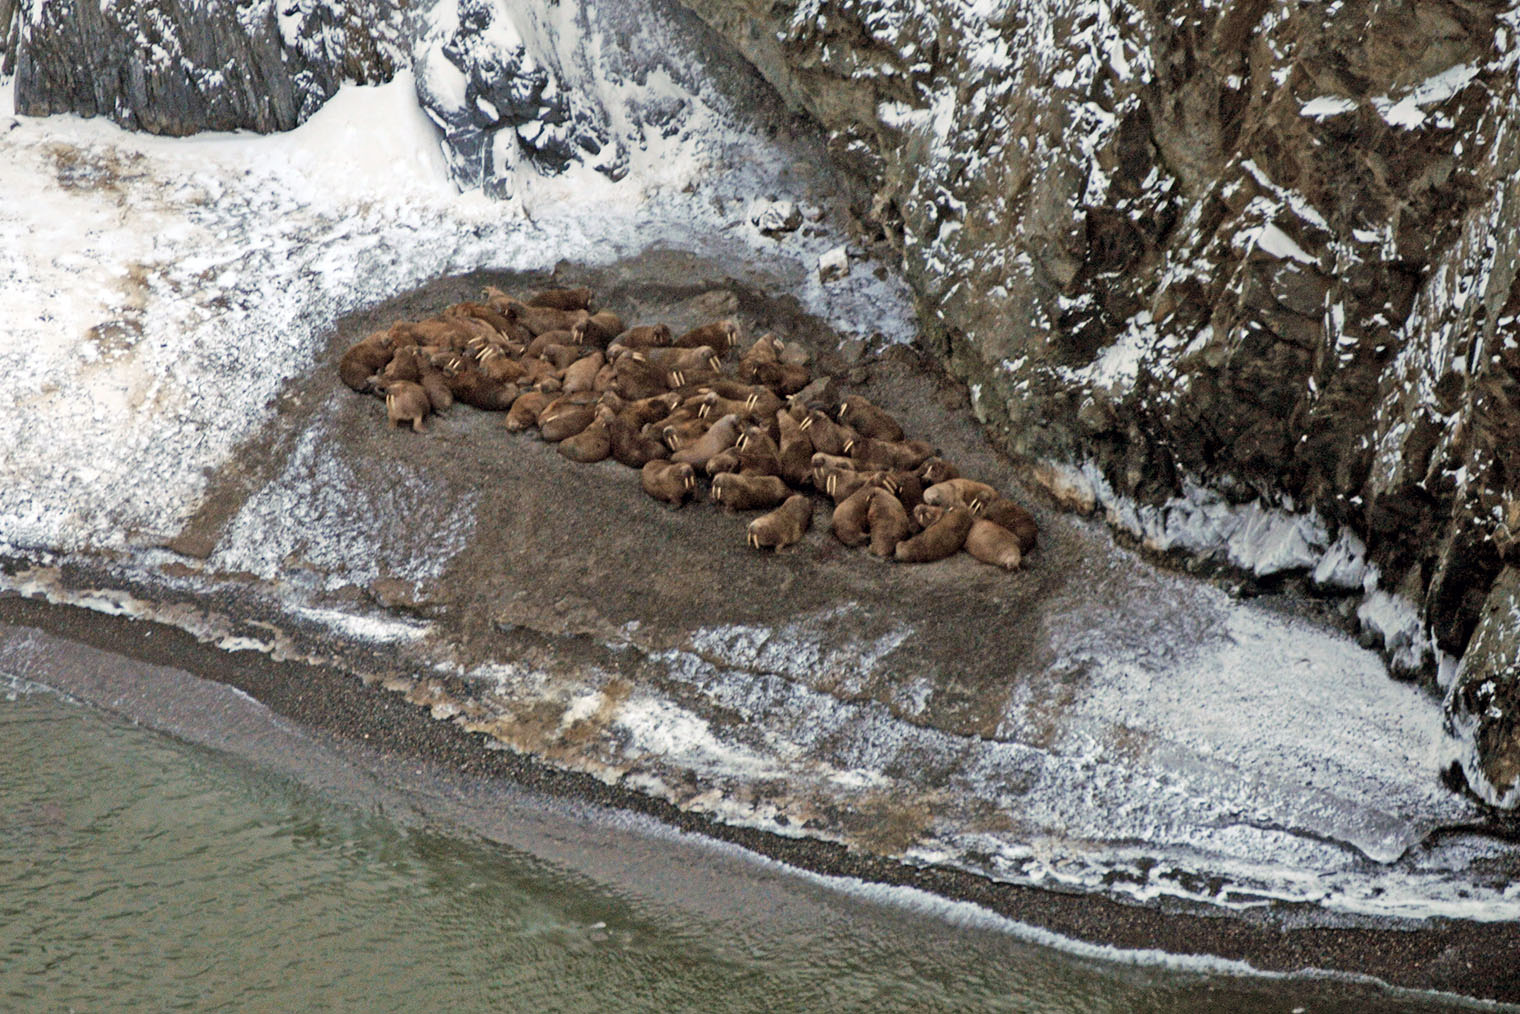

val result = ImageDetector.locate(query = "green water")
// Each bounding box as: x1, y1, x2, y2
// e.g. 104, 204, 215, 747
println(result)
0, 686, 1488, 1013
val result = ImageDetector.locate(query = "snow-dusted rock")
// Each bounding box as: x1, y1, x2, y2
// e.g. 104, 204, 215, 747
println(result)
818, 244, 849, 282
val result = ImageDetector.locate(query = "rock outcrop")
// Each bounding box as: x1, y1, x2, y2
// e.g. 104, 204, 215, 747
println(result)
10, 0, 405, 134
672, 0, 1520, 807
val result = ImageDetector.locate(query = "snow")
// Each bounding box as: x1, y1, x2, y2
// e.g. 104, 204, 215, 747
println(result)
0, 61, 914, 557
1300, 95, 1357, 118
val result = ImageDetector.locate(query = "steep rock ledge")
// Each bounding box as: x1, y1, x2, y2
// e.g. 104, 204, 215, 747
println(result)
9, 0, 405, 133
673, 0, 1520, 807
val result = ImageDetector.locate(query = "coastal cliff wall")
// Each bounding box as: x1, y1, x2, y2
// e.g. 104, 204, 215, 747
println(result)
4, 0, 1516, 807
672, 0, 1520, 810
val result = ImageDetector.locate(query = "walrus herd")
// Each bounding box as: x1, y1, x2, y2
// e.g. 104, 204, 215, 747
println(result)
338, 285, 1038, 569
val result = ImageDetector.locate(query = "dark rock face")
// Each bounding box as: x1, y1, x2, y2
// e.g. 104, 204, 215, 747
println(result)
674, 0, 1520, 803
11, 0, 404, 134
412, 0, 625, 195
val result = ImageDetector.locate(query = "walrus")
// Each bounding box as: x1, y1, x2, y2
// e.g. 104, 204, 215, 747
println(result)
443, 299, 517, 335
477, 345, 527, 383
830, 484, 875, 547
845, 436, 935, 472
711, 472, 791, 511
558, 409, 612, 463
537, 395, 599, 442
971, 497, 1038, 554
887, 470, 925, 514
750, 360, 811, 395
917, 457, 960, 486
449, 364, 519, 411
580, 311, 625, 347
339, 333, 392, 391
799, 410, 857, 456
676, 320, 740, 351
671, 413, 742, 468
612, 353, 679, 400
776, 410, 814, 488
913, 503, 946, 529
612, 324, 673, 351
381, 345, 425, 383
837, 395, 904, 442
537, 342, 584, 371
641, 460, 697, 507
747, 494, 812, 551
643, 346, 722, 373
923, 478, 999, 509
381, 380, 430, 433
609, 411, 671, 468
561, 350, 605, 394
866, 489, 913, 558
895, 506, 974, 563
737, 333, 783, 378
965, 519, 1022, 570
527, 286, 594, 312
524, 328, 578, 359
417, 361, 453, 413
504, 390, 554, 431
660, 414, 712, 452
730, 426, 781, 476
512, 302, 590, 338
704, 448, 742, 476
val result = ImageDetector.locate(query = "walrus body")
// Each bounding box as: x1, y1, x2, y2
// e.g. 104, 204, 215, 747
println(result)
383, 381, 430, 433
642, 460, 696, 506
830, 484, 875, 547
747, 494, 812, 551
895, 506, 973, 563
711, 472, 790, 511
973, 498, 1038, 553
965, 519, 1022, 570
866, 489, 912, 558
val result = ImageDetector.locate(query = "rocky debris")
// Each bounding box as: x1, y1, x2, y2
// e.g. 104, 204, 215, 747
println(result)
751, 198, 803, 236
674, 0, 1520, 804
339, 283, 1038, 568
11, 0, 405, 134
818, 245, 850, 282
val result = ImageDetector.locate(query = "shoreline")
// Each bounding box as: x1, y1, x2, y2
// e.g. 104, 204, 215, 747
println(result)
4, 588, 1518, 1004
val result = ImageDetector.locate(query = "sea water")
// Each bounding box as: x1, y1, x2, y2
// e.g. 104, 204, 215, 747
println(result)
0, 685, 1493, 1013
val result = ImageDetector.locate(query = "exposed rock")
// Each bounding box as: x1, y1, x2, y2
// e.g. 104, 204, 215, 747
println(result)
751, 197, 803, 236
675, 0, 1520, 800
1446, 566, 1520, 809
11, 0, 405, 134
818, 244, 850, 282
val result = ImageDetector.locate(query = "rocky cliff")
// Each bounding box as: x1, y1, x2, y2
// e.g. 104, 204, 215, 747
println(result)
7, 0, 404, 133
4, 0, 1516, 807
671, 0, 1520, 810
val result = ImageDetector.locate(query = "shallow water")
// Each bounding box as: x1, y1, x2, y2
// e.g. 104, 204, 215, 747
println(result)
0, 685, 1492, 1013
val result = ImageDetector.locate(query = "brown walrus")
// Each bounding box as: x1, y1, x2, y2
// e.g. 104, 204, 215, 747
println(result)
557, 409, 612, 463
642, 460, 697, 507
339, 333, 393, 391
527, 286, 594, 312
537, 396, 598, 442
923, 478, 999, 509
830, 484, 876, 547
776, 410, 814, 488
895, 505, 974, 563
676, 320, 740, 351
799, 410, 857, 457
561, 351, 605, 394
916, 457, 961, 485
845, 436, 935, 472
380, 380, 430, 433
671, 414, 742, 469
611, 324, 673, 351
837, 395, 904, 442
971, 497, 1038, 554
866, 489, 913, 559
747, 494, 812, 551
965, 519, 1022, 570
504, 390, 554, 432
711, 472, 790, 511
